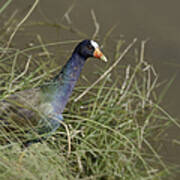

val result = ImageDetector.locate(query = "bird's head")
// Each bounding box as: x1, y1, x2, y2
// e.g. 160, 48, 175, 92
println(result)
74, 40, 107, 62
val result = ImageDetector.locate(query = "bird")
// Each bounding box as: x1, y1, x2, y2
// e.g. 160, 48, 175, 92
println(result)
0, 40, 107, 146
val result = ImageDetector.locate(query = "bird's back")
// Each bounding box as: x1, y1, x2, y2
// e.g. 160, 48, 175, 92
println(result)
0, 85, 62, 144
0, 88, 43, 127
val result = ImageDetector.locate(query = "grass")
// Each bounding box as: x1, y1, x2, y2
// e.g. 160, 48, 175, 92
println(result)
0, 1, 179, 180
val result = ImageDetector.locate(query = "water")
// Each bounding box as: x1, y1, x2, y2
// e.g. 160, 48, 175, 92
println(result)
2, 0, 180, 178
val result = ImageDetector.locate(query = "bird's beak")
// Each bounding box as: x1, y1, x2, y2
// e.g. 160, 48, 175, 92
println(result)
93, 48, 107, 62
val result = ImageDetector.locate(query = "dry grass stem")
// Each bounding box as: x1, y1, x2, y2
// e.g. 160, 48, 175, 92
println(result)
0, 0, 12, 15
120, 65, 130, 95
62, 1, 75, 24
11, 55, 32, 87
37, 35, 50, 58
60, 120, 71, 156
4, 0, 39, 52
91, 9, 100, 39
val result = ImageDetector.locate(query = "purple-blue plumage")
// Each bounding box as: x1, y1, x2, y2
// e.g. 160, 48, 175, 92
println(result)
52, 53, 85, 114
0, 40, 107, 146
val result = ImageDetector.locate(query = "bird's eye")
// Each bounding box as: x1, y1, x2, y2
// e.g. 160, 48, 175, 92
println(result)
87, 45, 93, 50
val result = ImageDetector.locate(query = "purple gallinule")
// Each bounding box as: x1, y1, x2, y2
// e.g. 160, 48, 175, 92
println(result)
0, 40, 107, 146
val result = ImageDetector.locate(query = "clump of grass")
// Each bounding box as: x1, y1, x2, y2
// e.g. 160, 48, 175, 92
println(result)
0, 1, 179, 180
0, 38, 177, 180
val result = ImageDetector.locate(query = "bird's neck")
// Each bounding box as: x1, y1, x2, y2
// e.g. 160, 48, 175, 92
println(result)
52, 53, 86, 113
61, 53, 85, 82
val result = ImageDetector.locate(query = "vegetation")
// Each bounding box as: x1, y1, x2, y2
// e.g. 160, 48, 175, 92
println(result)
0, 1, 179, 179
